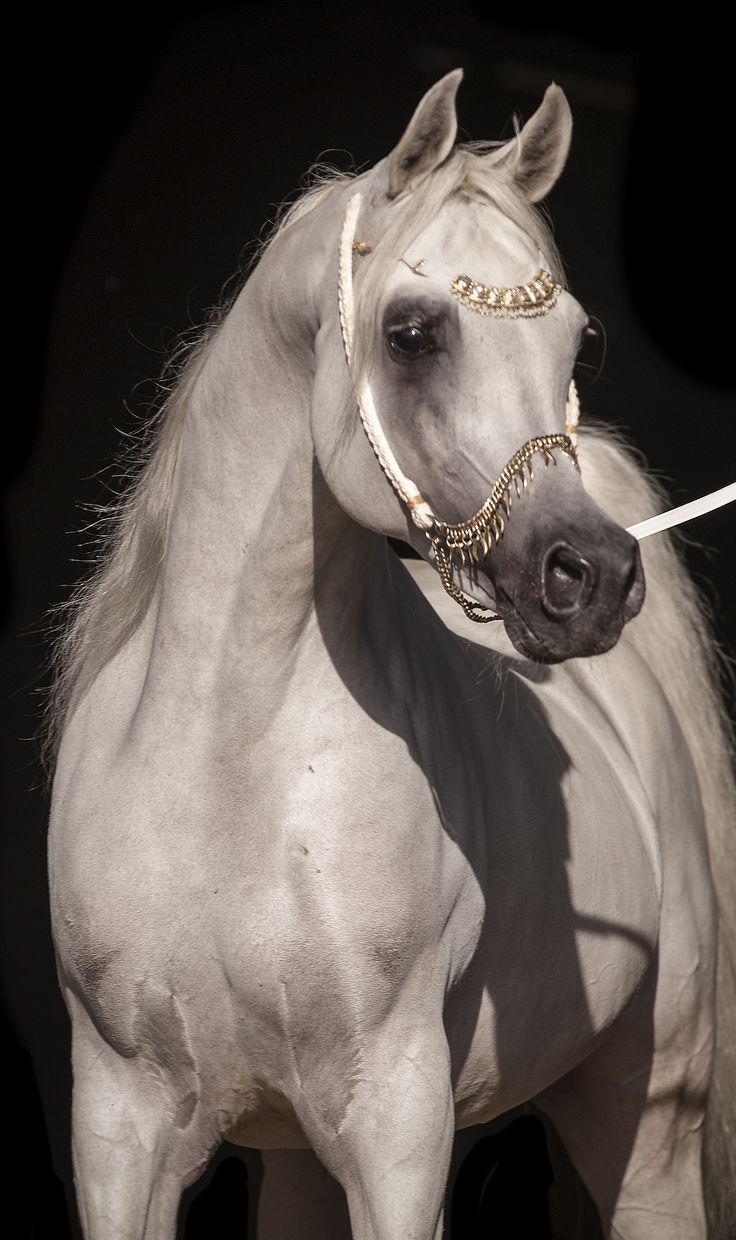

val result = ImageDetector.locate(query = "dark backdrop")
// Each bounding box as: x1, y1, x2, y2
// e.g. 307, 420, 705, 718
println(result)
3, 5, 733, 1236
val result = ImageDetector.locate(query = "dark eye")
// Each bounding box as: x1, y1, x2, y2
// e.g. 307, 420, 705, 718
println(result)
386, 323, 434, 359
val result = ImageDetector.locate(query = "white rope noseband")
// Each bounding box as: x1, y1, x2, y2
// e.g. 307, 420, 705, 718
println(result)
337, 191, 734, 616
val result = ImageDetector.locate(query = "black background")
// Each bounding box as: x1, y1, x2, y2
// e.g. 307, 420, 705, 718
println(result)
3, 4, 733, 1236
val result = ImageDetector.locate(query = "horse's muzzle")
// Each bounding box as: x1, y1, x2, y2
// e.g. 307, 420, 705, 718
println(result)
486, 512, 645, 663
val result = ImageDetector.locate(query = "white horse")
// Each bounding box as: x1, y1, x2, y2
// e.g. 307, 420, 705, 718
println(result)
48, 71, 735, 1239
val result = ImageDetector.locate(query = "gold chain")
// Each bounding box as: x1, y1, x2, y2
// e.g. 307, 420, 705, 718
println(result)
432, 540, 502, 622
428, 434, 579, 624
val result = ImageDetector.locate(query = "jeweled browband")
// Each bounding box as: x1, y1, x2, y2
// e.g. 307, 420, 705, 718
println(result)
369, 250, 564, 320
450, 269, 561, 318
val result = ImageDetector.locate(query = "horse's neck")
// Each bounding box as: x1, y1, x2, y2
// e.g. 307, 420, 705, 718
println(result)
137, 275, 387, 742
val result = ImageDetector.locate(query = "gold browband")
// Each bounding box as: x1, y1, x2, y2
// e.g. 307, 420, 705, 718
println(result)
450, 269, 562, 318
353, 243, 562, 320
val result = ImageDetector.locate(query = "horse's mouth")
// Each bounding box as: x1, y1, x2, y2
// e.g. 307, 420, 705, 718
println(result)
493, 587, 565, 662
493, 578, 644, 664
433, 564, 616, 662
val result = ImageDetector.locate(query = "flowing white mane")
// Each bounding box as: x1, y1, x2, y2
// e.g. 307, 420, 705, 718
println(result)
45, 149, 563, 757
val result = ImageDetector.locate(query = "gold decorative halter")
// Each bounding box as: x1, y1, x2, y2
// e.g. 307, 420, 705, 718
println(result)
339, 192, 579, 623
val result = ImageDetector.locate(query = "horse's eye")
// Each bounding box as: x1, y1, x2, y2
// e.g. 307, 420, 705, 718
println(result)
386, 324, 433, 358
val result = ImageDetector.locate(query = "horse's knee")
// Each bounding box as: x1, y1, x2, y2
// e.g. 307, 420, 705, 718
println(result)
70, 1000, 214, 1240
289, 1022, 454, 1240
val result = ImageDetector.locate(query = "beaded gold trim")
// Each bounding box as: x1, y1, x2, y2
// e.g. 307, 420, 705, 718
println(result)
450, 268, 562, 318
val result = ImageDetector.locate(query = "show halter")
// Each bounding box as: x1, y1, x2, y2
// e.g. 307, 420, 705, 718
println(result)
338, 192, 735, 623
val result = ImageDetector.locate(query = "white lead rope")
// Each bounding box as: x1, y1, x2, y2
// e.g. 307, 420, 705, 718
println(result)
627, 483, 736, 541
338, 192, 735, 543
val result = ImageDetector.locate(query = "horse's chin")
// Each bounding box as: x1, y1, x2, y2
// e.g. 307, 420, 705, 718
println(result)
494, 587, 630, 664
451, 570, 626, 663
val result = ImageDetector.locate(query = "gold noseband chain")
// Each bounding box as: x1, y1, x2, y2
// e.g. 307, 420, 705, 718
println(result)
430, 434, 579, 622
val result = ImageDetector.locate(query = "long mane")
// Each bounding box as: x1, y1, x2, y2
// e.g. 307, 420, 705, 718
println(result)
45, 148, 562, 764
45, 335, 211, 766
44, 169, 352, 765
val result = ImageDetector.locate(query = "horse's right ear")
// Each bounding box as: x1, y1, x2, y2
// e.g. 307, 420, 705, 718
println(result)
386, 69, 463, 200
483, 84, 572, 202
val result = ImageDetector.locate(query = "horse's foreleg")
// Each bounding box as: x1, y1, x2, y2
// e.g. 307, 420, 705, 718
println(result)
295, 1016, 454, 1240
69, 996, 215, 1240
536, 945, 714, 1240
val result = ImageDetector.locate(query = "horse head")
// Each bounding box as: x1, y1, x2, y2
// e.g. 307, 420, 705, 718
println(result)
309, 70, 644, 662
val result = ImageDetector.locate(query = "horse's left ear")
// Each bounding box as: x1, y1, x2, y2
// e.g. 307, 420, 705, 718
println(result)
387, 69, 463, 200
485, 84, 572, 202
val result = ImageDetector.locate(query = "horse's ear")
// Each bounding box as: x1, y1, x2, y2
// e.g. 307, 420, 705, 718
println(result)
387, 69, 463, 200
485, 84, 572, 203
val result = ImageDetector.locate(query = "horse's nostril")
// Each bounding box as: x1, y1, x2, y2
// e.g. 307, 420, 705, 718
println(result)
542, 544, 595, 617
552, 557, 584, 587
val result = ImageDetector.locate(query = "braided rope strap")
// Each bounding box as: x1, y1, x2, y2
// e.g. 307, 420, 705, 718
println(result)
565, 377, 580, 446
338, 194, 434, 530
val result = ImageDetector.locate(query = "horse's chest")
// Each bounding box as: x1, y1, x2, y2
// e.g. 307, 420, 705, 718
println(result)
50, 714, 482, 1069
51, 655, 660, 1122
